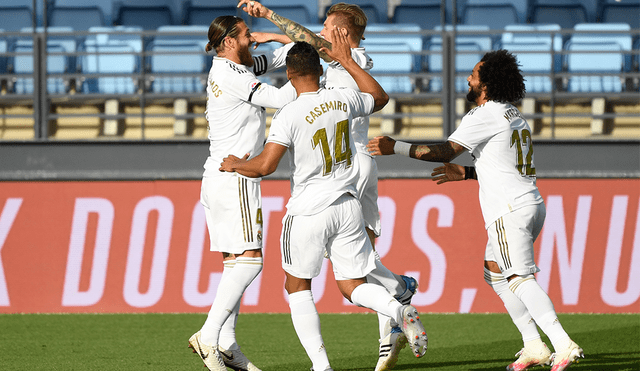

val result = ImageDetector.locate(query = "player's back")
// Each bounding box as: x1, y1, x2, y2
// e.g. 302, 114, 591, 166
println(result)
267, 87, 374, 215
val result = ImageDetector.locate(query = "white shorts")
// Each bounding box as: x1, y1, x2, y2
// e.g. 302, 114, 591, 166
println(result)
200, 175, 263, 254
485, 203, 545, 278
280, 193, 376, 280
355, 152, 381, 237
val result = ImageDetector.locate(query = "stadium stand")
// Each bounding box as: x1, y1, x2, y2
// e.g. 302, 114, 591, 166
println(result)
428, 25, 492, 93
332, 0, 388, 23
181, 0, 246, 26
0, 30, 6, 81
10, 27, 75, 95
79, 26, 142, 94
48, 0, 107, 30
500, 24, 562, 93
148, 25, 208, 94
565, 23, 632, 93
529, 0, 588, 29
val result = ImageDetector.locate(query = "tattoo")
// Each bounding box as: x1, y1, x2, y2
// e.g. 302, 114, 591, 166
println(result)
412, 143, 457, 163
270, 12, 332, 61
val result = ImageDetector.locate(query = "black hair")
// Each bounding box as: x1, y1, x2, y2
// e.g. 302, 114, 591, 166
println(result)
206, 16, 242, 53
286, 42, 323, 76
479, 49, 526, 103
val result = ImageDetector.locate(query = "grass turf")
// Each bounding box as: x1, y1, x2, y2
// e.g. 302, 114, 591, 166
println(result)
1, 313, 638, 370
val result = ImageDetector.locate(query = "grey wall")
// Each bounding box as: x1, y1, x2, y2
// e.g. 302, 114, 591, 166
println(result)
0, 139, 638, 181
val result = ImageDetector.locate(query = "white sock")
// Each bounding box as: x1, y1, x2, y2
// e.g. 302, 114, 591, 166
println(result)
201, 257, 263, 345
289, 290, 330, 371
510, 275, 571, 351
219, 300, 240, 350
350, 283, 403, 325
367, 252, 405, 297
484, 268, 541, 343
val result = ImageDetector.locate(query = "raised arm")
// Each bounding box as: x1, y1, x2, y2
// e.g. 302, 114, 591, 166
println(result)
219, 143, 287, 178
320, 28, 388, 112
238, 0, 333, 62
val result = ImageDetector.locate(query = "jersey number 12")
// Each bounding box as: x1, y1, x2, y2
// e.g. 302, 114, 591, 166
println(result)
511, 129, 536, 176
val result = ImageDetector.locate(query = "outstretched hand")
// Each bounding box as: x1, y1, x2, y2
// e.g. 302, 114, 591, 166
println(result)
431, 163, 465, 185
367, 136, 396, 156
237, 0, 271, 18
319, 27, 350, 63
219, 153, 250, 172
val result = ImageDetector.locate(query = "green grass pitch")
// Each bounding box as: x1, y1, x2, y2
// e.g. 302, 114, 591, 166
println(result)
1, 313, 638, 370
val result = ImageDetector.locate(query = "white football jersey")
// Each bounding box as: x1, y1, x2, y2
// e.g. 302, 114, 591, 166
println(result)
267, 87, 375, 215
202, 48, 297, 178
448, 101, 543, 228
322, 47, 374, 155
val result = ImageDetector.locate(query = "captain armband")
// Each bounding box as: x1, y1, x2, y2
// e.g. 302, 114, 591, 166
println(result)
464, 166, 477, 180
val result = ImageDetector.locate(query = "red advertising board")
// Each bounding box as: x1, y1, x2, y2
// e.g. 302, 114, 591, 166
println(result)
0, 179, 638, 313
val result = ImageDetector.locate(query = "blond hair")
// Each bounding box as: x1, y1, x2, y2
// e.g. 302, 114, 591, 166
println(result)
327, 3, 367, 42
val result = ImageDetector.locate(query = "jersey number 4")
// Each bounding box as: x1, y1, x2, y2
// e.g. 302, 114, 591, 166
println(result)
312, 119, 353, 176
511, 129, 536, 176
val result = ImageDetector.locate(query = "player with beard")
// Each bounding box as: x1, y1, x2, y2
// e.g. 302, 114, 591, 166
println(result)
367, 50, 584, 371
187, 15, 297, 371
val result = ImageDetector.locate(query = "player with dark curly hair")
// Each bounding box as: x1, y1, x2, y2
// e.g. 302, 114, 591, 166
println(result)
367, 49, 585, 371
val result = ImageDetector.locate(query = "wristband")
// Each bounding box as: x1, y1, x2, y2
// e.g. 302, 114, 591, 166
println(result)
393, 141, 412, 157
464, 166, 476, 180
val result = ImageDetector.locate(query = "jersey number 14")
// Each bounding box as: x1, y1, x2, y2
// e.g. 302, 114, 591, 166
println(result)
312, 119, 353, 176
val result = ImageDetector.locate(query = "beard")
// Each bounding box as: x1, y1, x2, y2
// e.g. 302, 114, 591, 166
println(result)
466, 84, 480, 103
238, 45, 254, 67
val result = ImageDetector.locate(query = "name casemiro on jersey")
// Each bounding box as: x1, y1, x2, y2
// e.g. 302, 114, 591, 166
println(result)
305, 100, 348, 124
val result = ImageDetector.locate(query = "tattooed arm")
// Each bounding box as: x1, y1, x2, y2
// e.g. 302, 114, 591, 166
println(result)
238, 0, 333, 62
367, 136, 466, 163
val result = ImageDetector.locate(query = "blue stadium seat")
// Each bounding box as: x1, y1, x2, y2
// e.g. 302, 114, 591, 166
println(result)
463, 3, 519, 29
599, 0, 640, 29
0, 6, 33, 31
392, 3, 442, 30
182, 0, 245, 26
52, 0, 113, 25
79, 26, 142, 94
330, 0, 388, 23
571, 23, 633, 71
500, 24, 562, 93
113, 0, 175, 30
149, 25, 209, 93
363, 23, 423, 75
49, 7, 105, 30
10, 27, 75, 95
466, 0, 529, 23
566, 42, 624, 92
250, 0, 318, 29
429, 25, 492, 92
529, 0, 588, 29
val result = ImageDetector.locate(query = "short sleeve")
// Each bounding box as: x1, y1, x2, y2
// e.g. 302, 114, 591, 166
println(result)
253, 43, 295, 76
266, 113, 292, 148
448, 114, 493, 152
339, 88, 375, 119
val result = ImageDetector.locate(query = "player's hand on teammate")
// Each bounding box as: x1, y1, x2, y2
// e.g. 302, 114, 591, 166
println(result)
251, 32, 288, 49
319, 27, 350, 64
238, 0, 271, 19
431, 163, 465, 184
219, 153, 250, 172
367, 136, 396, 156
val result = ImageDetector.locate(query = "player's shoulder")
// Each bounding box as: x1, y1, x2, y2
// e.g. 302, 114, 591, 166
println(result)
212, 57, 253, 78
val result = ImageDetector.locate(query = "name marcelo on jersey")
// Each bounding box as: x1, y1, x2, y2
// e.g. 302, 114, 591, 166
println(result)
305, 101, 348, 124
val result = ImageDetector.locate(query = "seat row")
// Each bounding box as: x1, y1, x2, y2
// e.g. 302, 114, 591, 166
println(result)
0, 0, 638, 31
0, 22, 638, 95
